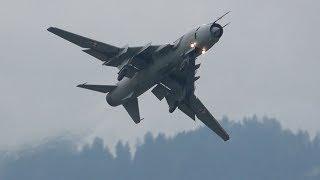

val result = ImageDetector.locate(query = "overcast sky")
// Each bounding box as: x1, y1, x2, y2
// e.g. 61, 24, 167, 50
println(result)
0, 0, 319, 150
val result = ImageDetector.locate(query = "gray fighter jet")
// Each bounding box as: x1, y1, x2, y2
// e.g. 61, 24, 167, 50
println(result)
48, 12, 231, 141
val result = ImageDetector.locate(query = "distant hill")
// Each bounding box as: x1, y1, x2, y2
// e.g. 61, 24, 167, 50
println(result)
1, 116, 319, 180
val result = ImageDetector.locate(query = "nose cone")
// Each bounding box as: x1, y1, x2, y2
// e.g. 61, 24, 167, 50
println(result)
210, 23, 223, 38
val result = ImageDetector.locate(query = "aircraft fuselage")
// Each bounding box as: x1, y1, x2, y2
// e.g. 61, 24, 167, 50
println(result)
106, 23, 223, 106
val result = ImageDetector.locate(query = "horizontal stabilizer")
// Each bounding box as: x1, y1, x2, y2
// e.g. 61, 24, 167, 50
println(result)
77, 83, 116, 93
123, 98, 141, 124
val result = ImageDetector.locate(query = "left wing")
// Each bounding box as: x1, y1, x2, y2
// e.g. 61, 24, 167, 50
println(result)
185, 95, 230, 141
152, 56, 230, 141
162, 89, 230, 141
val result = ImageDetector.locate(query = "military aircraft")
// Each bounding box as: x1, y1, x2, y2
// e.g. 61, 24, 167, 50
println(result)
48, 12, 231, 141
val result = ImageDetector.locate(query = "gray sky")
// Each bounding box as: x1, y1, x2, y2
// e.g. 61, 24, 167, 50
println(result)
0, 0, 319, 150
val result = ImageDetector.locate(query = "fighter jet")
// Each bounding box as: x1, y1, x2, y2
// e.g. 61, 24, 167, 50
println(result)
48, 12, 231, 141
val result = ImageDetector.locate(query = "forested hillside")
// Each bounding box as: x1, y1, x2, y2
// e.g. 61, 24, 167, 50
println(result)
1, 117, 319, 180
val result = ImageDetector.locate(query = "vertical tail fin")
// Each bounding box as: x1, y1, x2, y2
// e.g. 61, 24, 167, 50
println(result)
123, 98, 141, 124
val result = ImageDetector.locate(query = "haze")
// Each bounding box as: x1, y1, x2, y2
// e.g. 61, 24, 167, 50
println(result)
0, 0, 319, 150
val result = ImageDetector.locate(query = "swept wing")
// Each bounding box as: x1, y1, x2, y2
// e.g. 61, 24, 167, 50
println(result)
48, 27, 168, 79
152, 56, 230, 141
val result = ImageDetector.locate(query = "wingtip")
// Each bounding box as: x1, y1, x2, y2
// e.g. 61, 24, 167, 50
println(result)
47, 27, 55, 32
47, 27, 61, 33
77, 82, 87, 88
223, 134, 230, 141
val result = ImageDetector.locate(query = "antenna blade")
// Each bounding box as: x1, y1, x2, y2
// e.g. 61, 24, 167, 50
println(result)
214, 11, 231, 23
223, 22, 231, 28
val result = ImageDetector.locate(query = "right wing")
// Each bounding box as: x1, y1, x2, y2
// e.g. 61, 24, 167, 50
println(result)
47, 27, 121, 64
48, 27, 172, 79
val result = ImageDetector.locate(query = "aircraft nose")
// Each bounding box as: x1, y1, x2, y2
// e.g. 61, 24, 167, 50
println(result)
210, 24, 223, 38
